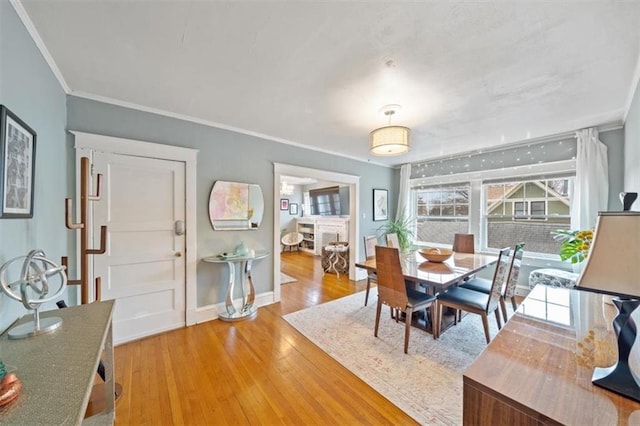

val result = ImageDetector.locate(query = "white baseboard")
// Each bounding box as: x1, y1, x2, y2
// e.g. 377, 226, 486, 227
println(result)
190, 291, 277, 324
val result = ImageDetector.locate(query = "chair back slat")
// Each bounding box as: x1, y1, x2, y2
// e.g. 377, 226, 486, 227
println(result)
503, 243, 525, 298
386, 233, 400, 249
452, 233, 475, 254
375, 246, 408, 310
363, 235, 377, 260
486, 247, 511, 313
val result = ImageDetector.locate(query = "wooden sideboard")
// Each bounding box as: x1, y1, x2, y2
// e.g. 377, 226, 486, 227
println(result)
463, 286, 640, 425
0, 300, 115, 424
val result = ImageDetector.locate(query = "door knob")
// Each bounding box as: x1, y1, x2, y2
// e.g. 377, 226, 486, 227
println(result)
175, 252, 182, 257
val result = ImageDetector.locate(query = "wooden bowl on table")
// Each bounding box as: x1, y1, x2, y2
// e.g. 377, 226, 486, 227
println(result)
418, 247, 453, 263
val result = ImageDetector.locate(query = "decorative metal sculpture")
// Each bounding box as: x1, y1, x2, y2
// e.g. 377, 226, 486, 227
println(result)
0, 249, 67, 339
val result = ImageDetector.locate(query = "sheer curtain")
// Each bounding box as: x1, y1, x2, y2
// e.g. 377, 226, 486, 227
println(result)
570, 128, 610, 360
571, 128, 609, 230
395, 163, 411, 221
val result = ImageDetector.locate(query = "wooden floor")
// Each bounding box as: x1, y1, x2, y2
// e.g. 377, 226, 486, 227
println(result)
112, 251, 417, 425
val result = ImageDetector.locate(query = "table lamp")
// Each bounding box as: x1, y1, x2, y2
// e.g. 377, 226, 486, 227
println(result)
575, 210, 640, 402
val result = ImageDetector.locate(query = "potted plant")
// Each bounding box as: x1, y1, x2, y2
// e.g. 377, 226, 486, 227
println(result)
551, 228, 594, 264
377, 216, 415, 252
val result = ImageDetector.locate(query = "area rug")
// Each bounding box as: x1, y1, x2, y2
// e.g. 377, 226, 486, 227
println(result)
283, 291, 505, 425
280, 272, 297, 284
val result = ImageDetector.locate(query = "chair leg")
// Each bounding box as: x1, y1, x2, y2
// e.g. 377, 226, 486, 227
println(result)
435, 302, 442, 339
494, 308, 502, 330
429, 304, 437, 339
500, 298, 508, 324
481, 313, 491, 344
374, 301, 382, 337
404, 308, 413, 354
364, 278, 371, 306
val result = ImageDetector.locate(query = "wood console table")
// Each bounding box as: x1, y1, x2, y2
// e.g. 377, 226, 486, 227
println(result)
463, 286, 640, 425
0, 300, 115, 425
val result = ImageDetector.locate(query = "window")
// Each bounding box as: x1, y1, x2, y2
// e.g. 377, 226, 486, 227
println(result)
409, 137, 577, 257
484, 178, 572, 254
413, 184, 470, 245
513, 200, 547, 219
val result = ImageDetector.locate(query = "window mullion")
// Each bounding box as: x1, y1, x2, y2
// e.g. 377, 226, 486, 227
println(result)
469, 180, 482, 250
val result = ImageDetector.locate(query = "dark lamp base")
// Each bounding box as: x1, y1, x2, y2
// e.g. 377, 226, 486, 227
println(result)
593, 363, 640, 403
592, 297, 640, 403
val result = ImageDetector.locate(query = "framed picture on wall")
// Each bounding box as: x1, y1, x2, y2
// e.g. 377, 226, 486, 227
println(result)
280, 198, 289, 210
289, 203, 298, 215
0, 105, 36, 218
373, 188, 388, 221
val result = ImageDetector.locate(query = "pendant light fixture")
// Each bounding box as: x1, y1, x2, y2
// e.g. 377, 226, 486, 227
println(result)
369, 104, 410, 156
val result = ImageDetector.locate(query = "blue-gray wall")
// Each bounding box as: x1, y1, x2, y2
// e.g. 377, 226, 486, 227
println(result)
0, 1, 69, 333
65, 96, 395, 307
624, 79, 640, 205
599, 128, 625, 210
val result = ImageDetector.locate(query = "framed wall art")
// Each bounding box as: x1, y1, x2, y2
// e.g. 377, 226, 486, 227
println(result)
1, 105, 36, 218
289, 203, 298, 215
280, 198, 289, 210
373, 188, 388, 221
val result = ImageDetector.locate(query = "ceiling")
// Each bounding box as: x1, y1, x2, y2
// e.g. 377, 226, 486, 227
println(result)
17, 1, 640, 167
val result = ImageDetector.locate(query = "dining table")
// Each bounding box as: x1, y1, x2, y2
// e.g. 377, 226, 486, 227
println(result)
355, 249, 499, 335
355, 249, 498, 294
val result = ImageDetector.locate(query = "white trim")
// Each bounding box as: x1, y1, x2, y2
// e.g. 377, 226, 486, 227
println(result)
273, 163, 364, 303
190, 291, 275, 324
69, 91, 391, 168
10, 0, 71, 93
70, 131, 200, 326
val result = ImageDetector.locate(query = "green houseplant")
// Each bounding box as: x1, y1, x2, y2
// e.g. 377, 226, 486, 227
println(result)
551, 228, 594, 264
377, 216, 415, 252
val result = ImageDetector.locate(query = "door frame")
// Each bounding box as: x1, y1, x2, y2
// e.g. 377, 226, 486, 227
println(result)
273, 163, 364, 302
71, 131, 199, 325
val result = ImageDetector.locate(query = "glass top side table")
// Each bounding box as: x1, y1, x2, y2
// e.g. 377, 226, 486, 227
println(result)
202, 251, 269, 322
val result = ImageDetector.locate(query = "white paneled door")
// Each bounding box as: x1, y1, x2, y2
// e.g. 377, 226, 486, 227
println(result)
93, 152, 186, 344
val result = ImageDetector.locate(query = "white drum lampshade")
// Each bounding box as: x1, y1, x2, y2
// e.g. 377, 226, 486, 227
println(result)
369, 125, 410, 156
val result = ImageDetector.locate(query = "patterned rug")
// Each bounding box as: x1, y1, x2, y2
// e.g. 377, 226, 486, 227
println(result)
283, 291, 506, 425
280, 272, 297, 284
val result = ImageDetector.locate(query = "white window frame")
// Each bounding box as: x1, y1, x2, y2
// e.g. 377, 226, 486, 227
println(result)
411, 159, 575, 258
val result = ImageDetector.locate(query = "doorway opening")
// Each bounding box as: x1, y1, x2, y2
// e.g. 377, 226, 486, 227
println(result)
273, 163, 362, 303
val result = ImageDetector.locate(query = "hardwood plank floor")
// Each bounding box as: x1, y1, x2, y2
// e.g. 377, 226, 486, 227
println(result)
113, 251, 417, 425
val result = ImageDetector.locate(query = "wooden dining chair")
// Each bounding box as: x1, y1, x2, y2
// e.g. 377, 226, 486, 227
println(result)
363, 235, 378, 306
452, 233, 475, 254
375, 246, 437, 353
386, 233, 400, 249
435, 247, 511, 343
459, 243, 525, 322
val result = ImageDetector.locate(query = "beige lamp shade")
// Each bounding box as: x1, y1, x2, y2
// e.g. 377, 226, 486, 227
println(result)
576, 212, 640, 298
369, 126, 410, 156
